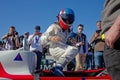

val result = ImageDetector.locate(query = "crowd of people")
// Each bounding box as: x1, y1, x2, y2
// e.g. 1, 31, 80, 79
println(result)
0, 0, 120, 78
0, 8, 105, 74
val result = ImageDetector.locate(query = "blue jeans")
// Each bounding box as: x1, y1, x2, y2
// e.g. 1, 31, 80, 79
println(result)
94, 51, 104, 69
85, 54, 94, 70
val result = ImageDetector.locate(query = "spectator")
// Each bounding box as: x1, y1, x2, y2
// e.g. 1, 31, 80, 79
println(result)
85, 43, 94, 70
2, 26, 20, 50
66, 31, 77, 71
90, 21, 105, 69
23, 32, 29, 50
14, 31, 20, 49
75, 24, 88, 71
19, 35, 24, 47
28, 26, 43, 73
101, 0, 120, 79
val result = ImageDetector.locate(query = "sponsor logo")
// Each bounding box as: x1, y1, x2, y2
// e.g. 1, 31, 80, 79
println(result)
40, 65, 52, 70
14, 53, 23, 61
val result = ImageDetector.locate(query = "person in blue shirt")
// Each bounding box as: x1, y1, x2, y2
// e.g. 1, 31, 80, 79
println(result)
75, 24, 88, 71
28, 26, 43, 73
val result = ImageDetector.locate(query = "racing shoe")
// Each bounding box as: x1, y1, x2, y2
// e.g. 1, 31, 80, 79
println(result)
51, 64, 64, 76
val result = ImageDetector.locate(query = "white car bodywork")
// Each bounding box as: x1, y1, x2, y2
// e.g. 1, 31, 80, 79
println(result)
0, 49, 36, 79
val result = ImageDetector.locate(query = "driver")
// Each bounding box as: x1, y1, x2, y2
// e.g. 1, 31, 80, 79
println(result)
41, 8, 78, 76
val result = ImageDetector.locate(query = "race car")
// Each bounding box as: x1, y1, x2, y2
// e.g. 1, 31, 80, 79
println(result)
0, 48, 111, 80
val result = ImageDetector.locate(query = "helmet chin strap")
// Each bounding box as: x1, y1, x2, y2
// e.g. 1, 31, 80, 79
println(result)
58, 16, 71, 30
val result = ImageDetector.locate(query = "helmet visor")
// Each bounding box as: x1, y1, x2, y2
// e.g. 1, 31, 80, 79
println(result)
61, 14, 74, 24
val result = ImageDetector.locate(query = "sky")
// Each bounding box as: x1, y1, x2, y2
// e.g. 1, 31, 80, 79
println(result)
0, 0, 105, 42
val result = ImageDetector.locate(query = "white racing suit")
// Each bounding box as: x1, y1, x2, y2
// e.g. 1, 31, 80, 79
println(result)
41, 22, 78, 68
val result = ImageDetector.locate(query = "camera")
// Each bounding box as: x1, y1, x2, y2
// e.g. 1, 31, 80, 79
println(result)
15, 31, 18, 35
96, 30, 101, 33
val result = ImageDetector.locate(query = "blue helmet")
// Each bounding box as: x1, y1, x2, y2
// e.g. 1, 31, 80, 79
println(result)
58, 8, 75, 30
59, 8, 75, 24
